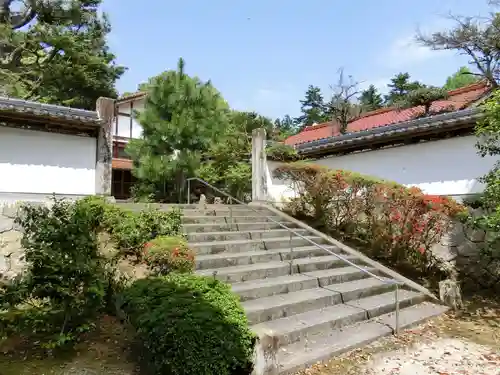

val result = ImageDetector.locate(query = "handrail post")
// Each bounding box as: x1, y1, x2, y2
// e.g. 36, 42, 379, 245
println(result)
187, 179, 191, 204
289, 231, 294, 274
395, 283, 400, 335
229, 205, 233, 227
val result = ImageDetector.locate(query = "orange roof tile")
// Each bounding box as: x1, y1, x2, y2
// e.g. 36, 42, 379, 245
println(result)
285, 82, 491, 146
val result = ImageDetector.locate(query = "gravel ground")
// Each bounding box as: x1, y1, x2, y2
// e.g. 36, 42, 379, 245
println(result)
363, 338, 499, 375
297, 297, 500, 375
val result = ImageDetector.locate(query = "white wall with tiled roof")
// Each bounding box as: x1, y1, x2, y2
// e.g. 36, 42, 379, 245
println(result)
265, 135, 499, 202
0, 126, 96, 196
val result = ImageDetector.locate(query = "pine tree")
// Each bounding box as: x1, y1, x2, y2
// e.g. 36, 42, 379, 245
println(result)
0, 0, 125, 109
385, 73, 425, 106
295, 85, 329, 128
126, 58, 230, 202
359, 85, 383, 111
399, 87, 448, 115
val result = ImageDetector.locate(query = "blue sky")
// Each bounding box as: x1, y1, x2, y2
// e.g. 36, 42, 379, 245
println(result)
102, 0, 492, 119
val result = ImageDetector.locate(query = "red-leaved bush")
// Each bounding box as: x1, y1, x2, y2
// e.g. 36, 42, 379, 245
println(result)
143, 236, 195, 275
274, 162, 465, 274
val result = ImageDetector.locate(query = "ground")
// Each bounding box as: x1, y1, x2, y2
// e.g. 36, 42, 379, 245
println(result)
0, 316, 138, 375
297, 296, 500, 375
0, 297, 498, 375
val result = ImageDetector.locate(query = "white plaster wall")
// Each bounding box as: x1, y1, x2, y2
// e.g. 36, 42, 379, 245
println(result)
115, 98, 144, 138
0, 127, 96, 195
265, 135, 498, 203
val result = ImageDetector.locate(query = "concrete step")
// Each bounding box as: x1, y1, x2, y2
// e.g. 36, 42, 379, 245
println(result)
182, 215, 284, 224
182, 208, 273, 217
182, 222, 298, 233
251, 289, 424, 347
195, 245, 337, 270
115, 203, 270, 212
242, 278, 397, 325
231, 266, 378, 301
196, 255, 363, 283
277, 301, 449, 375
320, 277, 396, 302
187, 228, 311, 242
244, 288, 342, 325
190, 236, 328, 255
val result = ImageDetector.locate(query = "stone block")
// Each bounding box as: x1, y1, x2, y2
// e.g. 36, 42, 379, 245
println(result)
252, 330, 279, 375
0, 216, 13, 233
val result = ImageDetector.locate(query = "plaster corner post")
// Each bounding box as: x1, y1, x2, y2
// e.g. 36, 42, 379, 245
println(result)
95, 97, 115, 196
252, 128, 267, 202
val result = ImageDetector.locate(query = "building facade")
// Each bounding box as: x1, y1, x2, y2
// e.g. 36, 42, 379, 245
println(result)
112, 92, 146, 199
269, 82, 495, 202
0, 96, 114, 203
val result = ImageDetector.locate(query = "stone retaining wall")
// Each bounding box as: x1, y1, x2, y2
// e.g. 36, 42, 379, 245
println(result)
0, 202, 25, 281
431, 209, 500, 292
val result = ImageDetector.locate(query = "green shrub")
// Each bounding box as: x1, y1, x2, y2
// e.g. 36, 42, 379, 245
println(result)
2, 197, 108, 348
274, 162, 465, 287
143, 236, 195, 275
111, 207, 183, 257
121, 274, 256, 375
266, 142, 300, 161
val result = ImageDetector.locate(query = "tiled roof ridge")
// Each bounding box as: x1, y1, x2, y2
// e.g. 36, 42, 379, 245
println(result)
299, 81, 490, 135
117, 91, 147, 102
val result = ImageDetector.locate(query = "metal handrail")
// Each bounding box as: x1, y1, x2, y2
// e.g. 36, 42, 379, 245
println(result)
186, 176, 402, 334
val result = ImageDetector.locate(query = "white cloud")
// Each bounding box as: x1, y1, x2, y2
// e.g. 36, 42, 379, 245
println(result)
385, 35, 435, 68
232, 85, 299, 118
383, 17, 454, 69
359, 78, 391, 94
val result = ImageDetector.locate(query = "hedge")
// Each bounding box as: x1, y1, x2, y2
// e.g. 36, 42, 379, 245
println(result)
121, 274, 256, 375
274, 162, 465, 278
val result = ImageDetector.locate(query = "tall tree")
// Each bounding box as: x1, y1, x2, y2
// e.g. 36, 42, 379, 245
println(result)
325, 68, 363, 134
295, 85, 328, 128
359, 85, 383, 111
127, 58, 230, 202
0, 0, 125, 109
273, 114, 298, 140
230, 110, 274, 136
416, 5, 500, 88
443, 66, 481, 91
385, 72, 425, 105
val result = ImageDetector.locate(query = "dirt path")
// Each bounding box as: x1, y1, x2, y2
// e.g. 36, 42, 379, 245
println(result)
296, 297, 500, 375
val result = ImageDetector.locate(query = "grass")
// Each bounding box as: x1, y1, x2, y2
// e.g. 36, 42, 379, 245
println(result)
0, 315, 138, 375
294, 295, 500, 375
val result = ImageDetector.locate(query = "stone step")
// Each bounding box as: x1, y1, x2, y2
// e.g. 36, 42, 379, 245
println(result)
251, 289, 424, 347
182, 215, 284, 224
115, 203, 270, 212
195, 245, 336, 270
318, 275, 396, 302
277, 302, 449, 375
231, 266, 378, 302
242, 278, 395, 325
182, 221, 298, 233
244, 288, 342, 325
182, 208, 273, 217
190, 236, 328, 255
187, 228, 311, 242
196, 255, 363, 283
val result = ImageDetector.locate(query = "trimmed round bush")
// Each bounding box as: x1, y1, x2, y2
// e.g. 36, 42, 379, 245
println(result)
143, 235, 195, 274
121, 274, 256, 375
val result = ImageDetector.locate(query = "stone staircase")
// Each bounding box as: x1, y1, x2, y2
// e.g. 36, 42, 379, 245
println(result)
122, 202, 448, 374
179, 203, 449, 374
